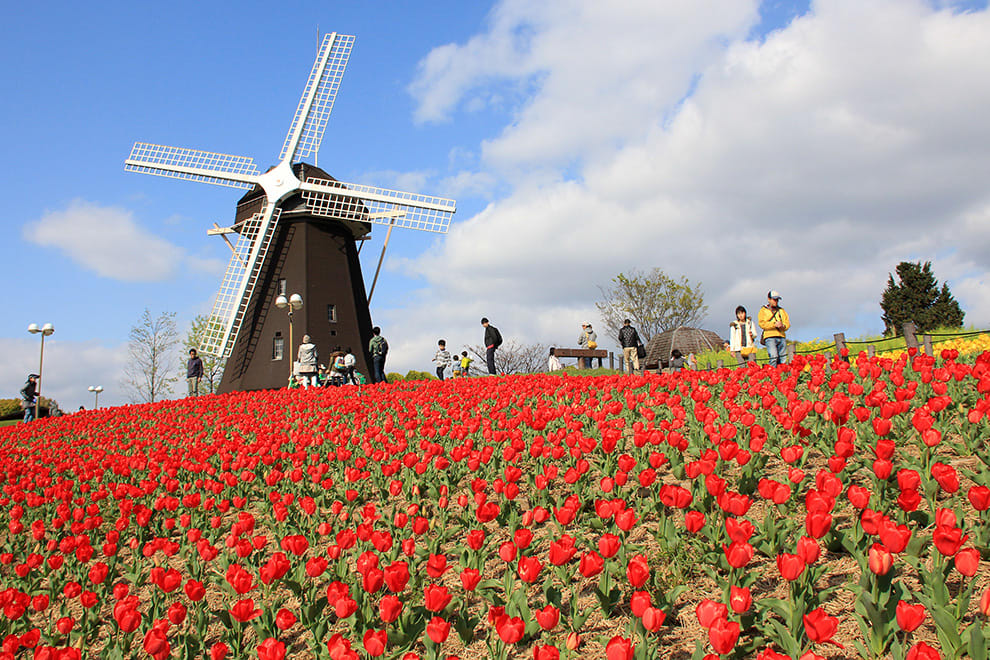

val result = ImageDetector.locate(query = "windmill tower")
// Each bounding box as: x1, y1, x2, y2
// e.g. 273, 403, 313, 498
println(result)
124, 33, 455, 392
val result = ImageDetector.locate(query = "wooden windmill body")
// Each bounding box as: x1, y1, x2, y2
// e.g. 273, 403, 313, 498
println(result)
124, 33, 455, 391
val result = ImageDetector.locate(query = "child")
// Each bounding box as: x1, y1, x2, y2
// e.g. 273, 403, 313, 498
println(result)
451, 355, 463, 378
548, 347, 563, 372
434, 340, 452, 381
460, 351, 473, 377
669, 349, 688, 371
729, 305, 758, 362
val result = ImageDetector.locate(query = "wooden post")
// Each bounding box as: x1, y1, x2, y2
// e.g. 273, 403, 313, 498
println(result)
902, 323, 919, 350
609, 352, 614, 371
734, 352, 744, 366
868, 345, 876, 357
717, 359, 724, 369
923, 335, 933, 356
786, 341, 797, 363
834, 333, 846, 354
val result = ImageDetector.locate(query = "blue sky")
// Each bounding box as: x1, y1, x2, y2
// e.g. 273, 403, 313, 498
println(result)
3, 0, 990, 409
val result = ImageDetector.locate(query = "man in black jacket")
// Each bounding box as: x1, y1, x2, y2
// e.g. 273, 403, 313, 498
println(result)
186, 349, 204, 396
481, 317, 502, 375
618, 319, 642, 375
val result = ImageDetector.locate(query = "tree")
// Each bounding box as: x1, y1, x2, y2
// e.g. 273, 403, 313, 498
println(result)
122, 308, 179, 403
596, 268, 708, 343
468, 340, 550, 375
880, 261, 965, 335
183, 315, 227, 395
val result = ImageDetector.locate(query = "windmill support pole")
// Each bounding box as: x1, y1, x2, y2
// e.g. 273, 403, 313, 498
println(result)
367, 219, 396, 304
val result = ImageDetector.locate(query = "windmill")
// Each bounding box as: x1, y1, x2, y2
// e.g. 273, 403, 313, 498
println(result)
124, 32, 455, 391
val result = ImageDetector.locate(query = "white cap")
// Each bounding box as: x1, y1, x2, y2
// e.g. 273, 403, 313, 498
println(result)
768, 290, 782, 300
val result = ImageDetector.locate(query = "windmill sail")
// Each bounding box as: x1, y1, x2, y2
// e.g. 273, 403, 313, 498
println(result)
280, 33, 355, 164
125, 142, 259, 189
300, 177, 454, 233
200, 205, 282, 358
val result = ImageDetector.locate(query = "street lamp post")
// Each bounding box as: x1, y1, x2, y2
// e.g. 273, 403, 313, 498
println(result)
27, 323, 54, 421
274, 293, 303, 385
88, 386, 103, 409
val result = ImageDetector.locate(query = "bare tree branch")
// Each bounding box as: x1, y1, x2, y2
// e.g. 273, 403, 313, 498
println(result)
467, 339, 550, 375
121, 308, 179, 403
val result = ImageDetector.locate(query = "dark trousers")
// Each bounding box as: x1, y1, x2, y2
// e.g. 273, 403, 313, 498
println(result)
486, 347, 497, 375
372, 356, 388, 384
436, 367, 445, 381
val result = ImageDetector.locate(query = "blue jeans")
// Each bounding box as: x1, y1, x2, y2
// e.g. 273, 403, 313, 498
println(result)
23, 403, 35, 423
372, 356, 388, 384
766, 337, 787, 366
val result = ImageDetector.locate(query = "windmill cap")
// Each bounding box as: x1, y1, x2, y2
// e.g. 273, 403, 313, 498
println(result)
768, 290, 782, 300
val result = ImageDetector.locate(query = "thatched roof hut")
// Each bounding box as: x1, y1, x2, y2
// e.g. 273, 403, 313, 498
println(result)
645, 326, 726, 369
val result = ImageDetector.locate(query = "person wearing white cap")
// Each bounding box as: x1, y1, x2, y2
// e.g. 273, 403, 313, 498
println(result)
758, 291, 790, 366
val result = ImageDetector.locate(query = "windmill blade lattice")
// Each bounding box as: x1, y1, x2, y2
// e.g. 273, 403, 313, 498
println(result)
280, 33, 355, 165
125, 142, 259, 190
200, 205, 283, 358
301, 177, 454, 233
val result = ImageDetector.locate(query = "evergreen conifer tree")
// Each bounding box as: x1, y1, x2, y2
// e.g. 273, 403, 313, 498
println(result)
880, 261, 964, 335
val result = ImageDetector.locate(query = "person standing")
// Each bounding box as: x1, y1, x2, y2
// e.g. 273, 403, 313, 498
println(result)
297, 335, 318, 387
578, 322, 598, 369
369, 327, 389, 384
343, 347, 357, 385
20, 374, 39, 423
618, 319, 641, 374
728, 306, 758, 363
758, 291, 791, 366
481, 318, 502, 375
186, 349, 204, 396
433, 339, 452, 381
460, 351, 473, 377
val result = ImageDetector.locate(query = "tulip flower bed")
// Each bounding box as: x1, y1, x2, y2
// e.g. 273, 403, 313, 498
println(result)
2, 349, 990, 660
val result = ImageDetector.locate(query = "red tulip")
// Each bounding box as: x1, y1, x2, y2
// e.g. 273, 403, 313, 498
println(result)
533, 644, 561, 660
378, 595, 403, 623
535, 604, 559, 631
696, 599, 728, 628
426, 616, 451, 643
868, 543, 894, 575
708, 617, 740, 655
423, 584, 452, 613
626, 554, 649, 588
723, 541, 754, 569
777, 553, 806, 581
896, 600, 926, 632
548, 535, 577, 565
384, 561, 410, 593
143, 626, 170, 660
605, 635, 635, 660
803, 607, 841, 647
579, 551, 604, 578
630, 591, 651, 617
642, 606, 666, 632
229, 598, 261, 623
495, 615, 525, 644
796, 536, 820, 565
729, 586, 751, 614
968, 485, 990, 511
954, 547, 980, 576
685, 510, 706, 533
363, 629, 387, 657
598, 534, 621, 558
460, 569, 481, 591
930, 463, 959, 493
933, 525, 968, 557
804, 511, 832, 539
257, 638, 286, 660
906, 642, 942, 660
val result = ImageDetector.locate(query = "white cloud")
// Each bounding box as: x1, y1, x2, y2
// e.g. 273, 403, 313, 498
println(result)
392, 0, 990, 370
22, 199, 221, 283
23, 200, 185, 282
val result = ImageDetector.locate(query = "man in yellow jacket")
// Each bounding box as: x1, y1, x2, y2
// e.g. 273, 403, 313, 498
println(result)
758, 290, 790, 366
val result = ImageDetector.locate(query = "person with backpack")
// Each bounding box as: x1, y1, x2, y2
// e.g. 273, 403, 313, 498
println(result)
369, 327, 389, 384
481, 318, 502, 375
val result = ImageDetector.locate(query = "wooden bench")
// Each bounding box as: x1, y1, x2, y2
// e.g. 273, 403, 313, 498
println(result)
552, 348, 608, 369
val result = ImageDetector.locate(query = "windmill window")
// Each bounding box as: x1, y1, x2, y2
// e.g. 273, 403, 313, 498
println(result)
327, 304, 337, 323
278, 279, 287, 296
272, 333, 284, 360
